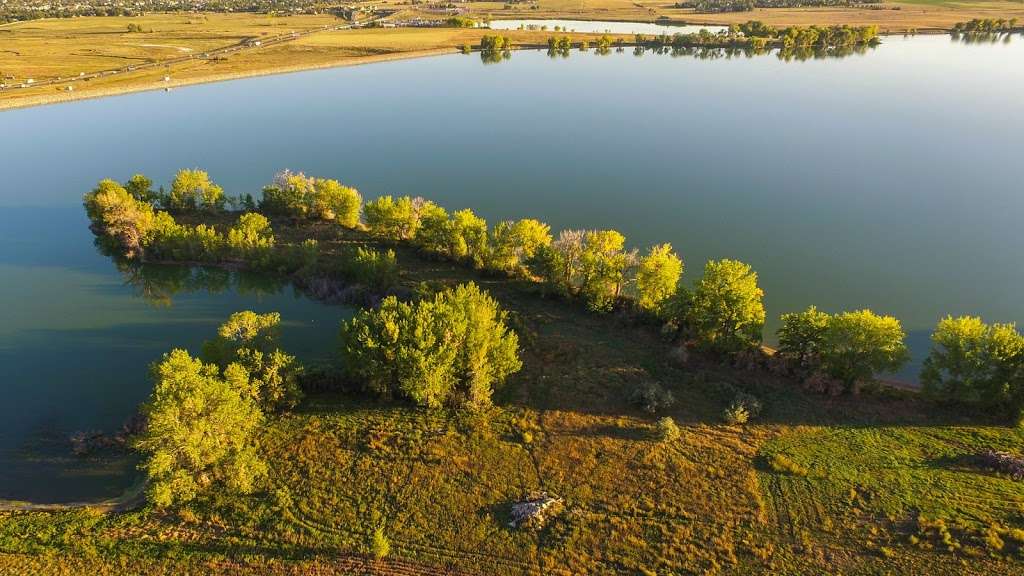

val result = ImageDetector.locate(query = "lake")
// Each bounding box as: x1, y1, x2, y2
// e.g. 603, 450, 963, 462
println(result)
2, 32, 1022, 501
489, 19, 727, 35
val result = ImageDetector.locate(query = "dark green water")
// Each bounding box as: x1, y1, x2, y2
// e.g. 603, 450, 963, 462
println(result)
1, 33, 1022, 501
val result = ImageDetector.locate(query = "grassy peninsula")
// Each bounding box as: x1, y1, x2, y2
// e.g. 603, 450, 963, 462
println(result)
3, 169, 1024, 575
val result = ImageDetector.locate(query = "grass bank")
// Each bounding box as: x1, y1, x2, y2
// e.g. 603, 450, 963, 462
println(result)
2, 216, 1023, 574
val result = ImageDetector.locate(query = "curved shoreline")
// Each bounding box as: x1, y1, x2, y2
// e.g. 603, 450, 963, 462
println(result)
0, 23, 948, 113
0, 46, 461, 112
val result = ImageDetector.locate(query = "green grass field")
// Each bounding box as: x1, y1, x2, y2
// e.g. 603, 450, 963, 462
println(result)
2, 219, 1024, 574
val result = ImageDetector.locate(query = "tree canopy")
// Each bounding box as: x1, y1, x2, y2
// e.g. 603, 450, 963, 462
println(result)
135, 349, 267, 508
922, 316, 1024, 416
340, 283, 521, 409
683, 259, 765, 352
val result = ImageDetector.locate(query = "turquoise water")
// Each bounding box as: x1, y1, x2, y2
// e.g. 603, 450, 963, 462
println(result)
1, 33, 1022, 500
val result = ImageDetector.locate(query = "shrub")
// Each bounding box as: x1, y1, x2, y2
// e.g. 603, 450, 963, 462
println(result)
629, 382, 676, 414
166, 169, 224, 212
135, 349, 267, 508
226, 212, 275, 263
339, 283, 521, 409
683, 259, 765, 352
655, 416, 680, 442
722, 403, 749, 425
350, 247, 399, 291
724, 392, 761, 424
371, 526, 391, 560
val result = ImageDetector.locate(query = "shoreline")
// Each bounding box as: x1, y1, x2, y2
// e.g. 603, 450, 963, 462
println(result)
0, 23, 952, 113
0, 46, 461, 112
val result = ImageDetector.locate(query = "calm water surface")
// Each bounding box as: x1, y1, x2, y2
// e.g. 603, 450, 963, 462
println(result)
2, 33, 1022, 500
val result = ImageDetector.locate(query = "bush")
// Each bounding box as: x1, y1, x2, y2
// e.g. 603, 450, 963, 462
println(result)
339, 283, 521, 409
629, 382, 676, 414
371, 526, 391, 560
724, 391, 761, 424
722, 403, 749, 424
655, 417, 680, 442
683, 259, 765, 352
227, 212, 275, 263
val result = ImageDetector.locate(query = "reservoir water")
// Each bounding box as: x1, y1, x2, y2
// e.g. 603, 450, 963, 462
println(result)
1, 32, 1022, 501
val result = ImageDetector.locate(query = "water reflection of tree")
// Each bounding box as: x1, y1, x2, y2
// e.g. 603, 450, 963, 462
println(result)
543, 43, 877, 63
951, 31, 1016, 45
480, 49, 512, 64
115, 261, 289, 307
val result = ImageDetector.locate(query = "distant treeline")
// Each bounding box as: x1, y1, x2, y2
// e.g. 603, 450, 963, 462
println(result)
951, 18, 1021, 34
85, 169, 1024, 423
675, 0, 879, 14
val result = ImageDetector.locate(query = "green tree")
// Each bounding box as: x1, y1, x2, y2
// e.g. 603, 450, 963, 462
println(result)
635, 243, 683, 313
577, 230, 631, 312
339, 283, 520, 409
227, 212, 275, 263
124, 173, 156, 203
135, 349, 267, 508
364, 195, 420, 240
484, 218, 552, 275
820, 309, 908, 391
921, 316, 1024, 413
777, 305, 831, 370
310, 178, 362, 227
202, 311, 303, 411
684, 259, 765, 352
167, 169, 225, 212
260, 170, 313, 217
83, 178, 156, 259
